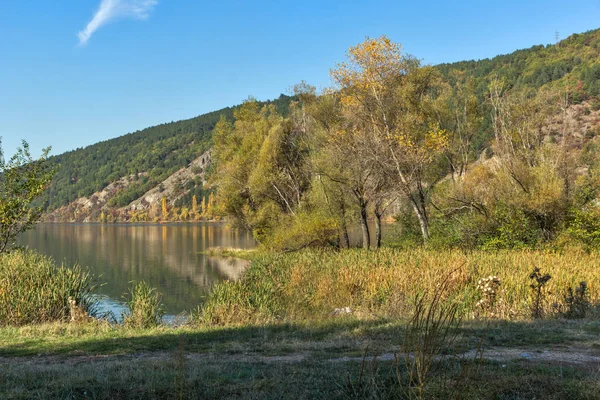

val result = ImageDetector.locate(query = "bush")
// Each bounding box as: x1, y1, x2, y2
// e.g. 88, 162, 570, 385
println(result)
0, 141, 54, 254
123, 281, 165, 328
565, 207, 600, 249
0, 250, 96, 326
265, 213, 339, 251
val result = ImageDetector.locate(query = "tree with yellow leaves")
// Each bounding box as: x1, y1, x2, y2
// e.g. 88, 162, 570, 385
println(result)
161, 197, 168, 221
329, 36, 450, 242
206, 192, 215, 218
180, 207, 190, 221
200, 196, 207, 219
310, 104, 380, 249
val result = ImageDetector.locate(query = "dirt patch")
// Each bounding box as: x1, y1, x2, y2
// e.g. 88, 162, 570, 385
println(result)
2, 344, 600, 368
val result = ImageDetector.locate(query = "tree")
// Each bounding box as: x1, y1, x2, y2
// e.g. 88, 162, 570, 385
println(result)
312, 107, 377, 249
206, 192, 215, 218
0, 140, 55, 253
191, 195, 199, 217
438, 72, 483, 180
434, 82, 571, 248
149, 202, 159, 221
210, 100, 312, 241
161, 197, 168, 221
200, 196, 207, 218
330, 36, 450, 242
180, 207, 190, 221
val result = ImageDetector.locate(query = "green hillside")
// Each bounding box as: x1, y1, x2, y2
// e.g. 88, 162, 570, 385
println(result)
438, 28, 600, 98
436, 28, 600, 150
42, 95, 294, 212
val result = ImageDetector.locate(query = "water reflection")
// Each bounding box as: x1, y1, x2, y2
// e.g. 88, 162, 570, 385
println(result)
18, 223, 256, 314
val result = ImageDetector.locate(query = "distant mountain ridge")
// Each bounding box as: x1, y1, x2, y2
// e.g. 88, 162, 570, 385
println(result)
42, 28, 600, 222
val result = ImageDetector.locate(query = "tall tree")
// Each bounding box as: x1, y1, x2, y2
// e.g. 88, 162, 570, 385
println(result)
330, 36, 449, 242
211, 100, 312, 241
191, 195, 199, 216
161, 197, 168, 221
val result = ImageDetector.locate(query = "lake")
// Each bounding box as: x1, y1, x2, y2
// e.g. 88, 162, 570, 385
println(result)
18, 223, 256, 317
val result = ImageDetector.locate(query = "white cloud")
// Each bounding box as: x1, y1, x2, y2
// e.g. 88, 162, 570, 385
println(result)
78, 0, 158, 46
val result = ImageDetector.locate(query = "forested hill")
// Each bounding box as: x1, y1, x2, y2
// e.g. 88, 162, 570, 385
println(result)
42, 28, 600, 222
436, 28, 600, 150
438, 28, 600, 97
41, 94, 294, 220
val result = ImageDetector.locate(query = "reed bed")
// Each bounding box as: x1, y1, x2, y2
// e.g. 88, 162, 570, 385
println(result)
0, 249, 96, 326
198, 248, 600, 325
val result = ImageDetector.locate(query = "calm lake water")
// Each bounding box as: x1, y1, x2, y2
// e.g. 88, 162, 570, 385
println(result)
18, 223, 256, 316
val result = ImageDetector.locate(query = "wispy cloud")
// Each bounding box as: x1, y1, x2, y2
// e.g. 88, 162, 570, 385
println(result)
78, 0, 158, 46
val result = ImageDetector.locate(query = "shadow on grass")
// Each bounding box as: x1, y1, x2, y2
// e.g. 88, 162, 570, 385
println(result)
0, 318, 402, 357
2, 316, 598, 360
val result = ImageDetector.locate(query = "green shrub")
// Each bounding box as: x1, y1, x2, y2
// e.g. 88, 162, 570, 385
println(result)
388, 208, 423, 248
123, 281, 165, 328
0, 249, 96, 326
565, 207, 600, 249
482, 206, 541, 250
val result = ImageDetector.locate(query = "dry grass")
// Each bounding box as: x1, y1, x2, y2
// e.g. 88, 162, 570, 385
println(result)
196, 248, 600, 325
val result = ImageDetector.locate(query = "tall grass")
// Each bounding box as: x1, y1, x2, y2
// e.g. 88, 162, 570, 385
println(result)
196, 248, 600, 325
0, 249, 96, 326
123, 281, 165, 328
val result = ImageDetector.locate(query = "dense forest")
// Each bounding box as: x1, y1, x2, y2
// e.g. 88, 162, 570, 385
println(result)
42, 28, 600, 231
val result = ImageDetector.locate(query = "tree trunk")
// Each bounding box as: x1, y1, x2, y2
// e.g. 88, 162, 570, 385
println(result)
359, 199, 370, 250
341, 219, 350, 249
410, 200, 429, 243
339, 198, 350, 249
374, 208, 382, 249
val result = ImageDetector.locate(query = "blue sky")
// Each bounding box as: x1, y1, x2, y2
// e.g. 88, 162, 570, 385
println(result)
1, 0, 599, 158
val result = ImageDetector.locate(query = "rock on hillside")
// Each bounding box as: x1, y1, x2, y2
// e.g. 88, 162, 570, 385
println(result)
122, 151, 212, 213
44, 151, 211, 223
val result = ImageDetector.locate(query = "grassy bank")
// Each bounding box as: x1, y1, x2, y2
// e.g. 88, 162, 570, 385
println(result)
1, 248, 600, 398
197, 248, 600, 325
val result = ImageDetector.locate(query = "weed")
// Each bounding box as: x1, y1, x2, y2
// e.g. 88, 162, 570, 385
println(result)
346, 269, 487, 400
197, 248, 600, 325
529, 267, 552, 319
345, 349, 394, 399
123, 281, 165, 328
396, 269, 464, 399
563, 281, 590, 319
476, 275, 501, 318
